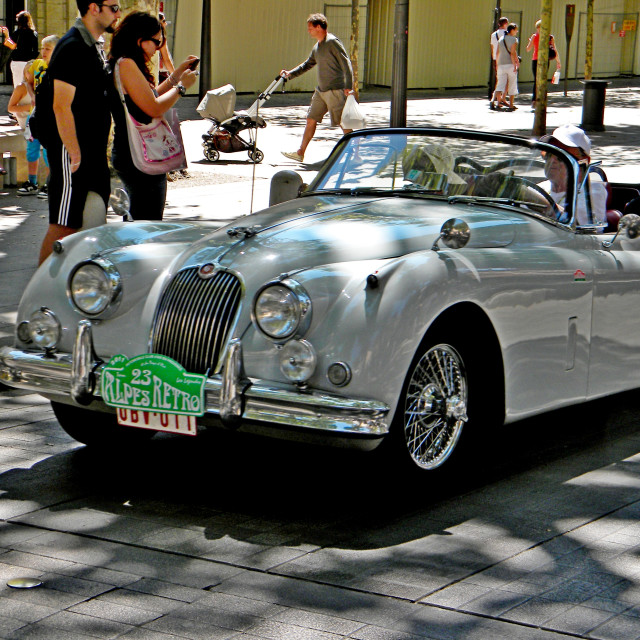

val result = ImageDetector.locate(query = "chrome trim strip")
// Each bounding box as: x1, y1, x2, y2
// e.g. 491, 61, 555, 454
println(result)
0, 343, 390, 437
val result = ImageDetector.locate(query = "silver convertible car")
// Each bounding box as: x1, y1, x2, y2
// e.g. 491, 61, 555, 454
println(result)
3, 128, 640, 473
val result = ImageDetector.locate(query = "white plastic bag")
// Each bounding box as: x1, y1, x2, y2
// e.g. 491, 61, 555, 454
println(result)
341, 94, 365, 130
552, 70, 561, 85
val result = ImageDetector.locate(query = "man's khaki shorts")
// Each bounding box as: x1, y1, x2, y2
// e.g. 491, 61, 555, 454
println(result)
307, 88, 347, 126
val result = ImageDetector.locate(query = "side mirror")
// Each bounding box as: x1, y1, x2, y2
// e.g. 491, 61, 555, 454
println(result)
269, 170, 303, 206
620, 213, 640, 239
432, 218, 471, 251
109, 187, 132, 222
602, 213, 640, 249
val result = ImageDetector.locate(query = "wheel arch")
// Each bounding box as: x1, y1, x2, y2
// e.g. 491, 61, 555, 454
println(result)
418, 301, 506, 425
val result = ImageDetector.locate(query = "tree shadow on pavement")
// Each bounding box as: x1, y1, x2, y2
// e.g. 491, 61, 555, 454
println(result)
1, 389, 640, 637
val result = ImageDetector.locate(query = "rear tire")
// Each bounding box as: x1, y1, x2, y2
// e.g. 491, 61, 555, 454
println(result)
51, 401, 155, 448
248, 149, 264, 163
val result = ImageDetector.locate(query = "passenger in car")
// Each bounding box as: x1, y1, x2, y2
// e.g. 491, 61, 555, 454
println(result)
539, 124, 607, 226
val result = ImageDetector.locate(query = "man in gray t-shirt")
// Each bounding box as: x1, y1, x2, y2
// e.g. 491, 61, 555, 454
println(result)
281, 13, 354, 163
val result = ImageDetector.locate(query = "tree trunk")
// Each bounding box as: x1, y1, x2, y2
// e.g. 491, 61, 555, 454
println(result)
350, 0, 360, 100
532, 0, 553, 137
585, 0, 594, 79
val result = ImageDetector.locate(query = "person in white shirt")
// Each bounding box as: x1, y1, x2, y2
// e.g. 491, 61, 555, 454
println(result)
540, 124, 607, 227
489, 17, 508, 110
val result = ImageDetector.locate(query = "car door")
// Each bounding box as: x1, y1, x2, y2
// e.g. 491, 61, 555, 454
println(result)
496, 229, 595, 421
588, 231, 640, 396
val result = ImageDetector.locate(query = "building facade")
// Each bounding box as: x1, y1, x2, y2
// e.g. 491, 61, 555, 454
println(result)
6, 0, 640, 92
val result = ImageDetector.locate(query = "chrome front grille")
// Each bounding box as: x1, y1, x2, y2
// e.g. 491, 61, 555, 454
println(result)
151, 268, 242, 375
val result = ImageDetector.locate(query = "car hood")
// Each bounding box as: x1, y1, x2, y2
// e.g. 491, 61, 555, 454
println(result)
179, 195, 517, 273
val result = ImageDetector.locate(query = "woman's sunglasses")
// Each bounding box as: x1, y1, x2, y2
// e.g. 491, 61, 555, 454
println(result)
148, 37, 163, 48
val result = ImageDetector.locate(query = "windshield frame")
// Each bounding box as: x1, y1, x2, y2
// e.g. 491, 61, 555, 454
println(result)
307, 127, 582, 228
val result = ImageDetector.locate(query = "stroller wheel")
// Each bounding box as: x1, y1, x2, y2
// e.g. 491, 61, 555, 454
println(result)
248, 149, 264, 163
204, 147, 220, 162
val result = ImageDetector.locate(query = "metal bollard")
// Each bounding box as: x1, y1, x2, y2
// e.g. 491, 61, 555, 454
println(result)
581, 80, 609, 132
6, 157, 17, 187
269, 170, 303, 206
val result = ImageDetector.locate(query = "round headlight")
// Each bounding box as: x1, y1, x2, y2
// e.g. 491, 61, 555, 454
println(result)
70, 261, 120, 315
253, 280, 311, 340
29, 308, 61, 350
279, 339, 317, 383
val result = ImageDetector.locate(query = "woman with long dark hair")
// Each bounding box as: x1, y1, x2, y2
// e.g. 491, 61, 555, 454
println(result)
2, 10, 39, 88
109, 11, 197, 220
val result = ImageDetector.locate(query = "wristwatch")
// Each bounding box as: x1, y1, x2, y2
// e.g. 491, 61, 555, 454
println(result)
176, 83, 186, 97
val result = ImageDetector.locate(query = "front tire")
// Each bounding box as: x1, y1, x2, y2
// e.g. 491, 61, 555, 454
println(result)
400, 343, 468, 470
51, 401, 155, 448
248, 149, 264, 163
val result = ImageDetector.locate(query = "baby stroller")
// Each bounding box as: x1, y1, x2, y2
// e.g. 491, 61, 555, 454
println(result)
198, 75, 285, 164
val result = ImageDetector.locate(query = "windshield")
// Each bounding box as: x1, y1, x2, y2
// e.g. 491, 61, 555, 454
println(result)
308, 130, 589, 224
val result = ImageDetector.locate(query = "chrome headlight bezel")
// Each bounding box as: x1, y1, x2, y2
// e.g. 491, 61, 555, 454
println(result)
251, 278, 312, 342
68, 257, 122, 317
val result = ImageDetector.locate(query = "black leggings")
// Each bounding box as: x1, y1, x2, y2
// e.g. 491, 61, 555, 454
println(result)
115, 167, 168, 221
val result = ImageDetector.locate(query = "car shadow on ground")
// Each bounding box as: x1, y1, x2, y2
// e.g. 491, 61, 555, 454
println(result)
1, 389, 639, 550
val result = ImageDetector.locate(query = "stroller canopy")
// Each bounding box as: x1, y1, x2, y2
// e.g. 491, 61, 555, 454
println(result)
197, 84, 236, 121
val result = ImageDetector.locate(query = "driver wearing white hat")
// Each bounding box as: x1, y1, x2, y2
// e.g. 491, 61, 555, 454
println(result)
540, 124, 607, 227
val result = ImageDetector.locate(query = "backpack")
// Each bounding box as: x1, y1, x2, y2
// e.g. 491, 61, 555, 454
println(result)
28, 65, 54, 149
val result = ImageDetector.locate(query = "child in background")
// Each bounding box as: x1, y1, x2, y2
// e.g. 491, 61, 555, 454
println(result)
17, 34, 58, 198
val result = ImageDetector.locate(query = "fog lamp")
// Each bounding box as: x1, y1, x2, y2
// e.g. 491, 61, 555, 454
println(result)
28, 308, 61, 350
279, 339, 316, 383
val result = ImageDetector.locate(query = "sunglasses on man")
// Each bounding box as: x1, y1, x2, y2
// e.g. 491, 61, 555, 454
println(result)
97, 3, 120, 13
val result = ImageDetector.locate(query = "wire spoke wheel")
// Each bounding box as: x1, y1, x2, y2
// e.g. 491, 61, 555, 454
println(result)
403, 344, 468, 470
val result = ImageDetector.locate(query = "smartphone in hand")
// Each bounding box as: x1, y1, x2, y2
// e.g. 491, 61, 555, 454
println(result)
189, 58, 200, 70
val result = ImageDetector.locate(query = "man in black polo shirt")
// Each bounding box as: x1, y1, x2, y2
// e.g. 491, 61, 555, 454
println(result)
38, 0, 121, 264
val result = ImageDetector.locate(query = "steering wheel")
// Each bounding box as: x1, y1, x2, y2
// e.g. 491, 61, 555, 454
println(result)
512, 177, 563, 220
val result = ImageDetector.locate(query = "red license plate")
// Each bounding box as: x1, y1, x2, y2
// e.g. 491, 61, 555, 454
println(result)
116, 408, 196, 436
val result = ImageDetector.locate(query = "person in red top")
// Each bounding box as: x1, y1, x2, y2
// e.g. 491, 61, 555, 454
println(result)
526, 20, 561, 110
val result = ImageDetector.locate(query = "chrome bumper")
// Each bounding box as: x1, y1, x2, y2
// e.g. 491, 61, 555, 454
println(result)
0, 321, 390, 438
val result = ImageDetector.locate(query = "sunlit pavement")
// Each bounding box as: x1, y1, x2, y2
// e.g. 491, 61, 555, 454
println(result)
2, 82, 640, 639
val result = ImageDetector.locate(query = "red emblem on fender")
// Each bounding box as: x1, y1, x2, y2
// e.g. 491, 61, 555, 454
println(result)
573, 269, 586, 281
